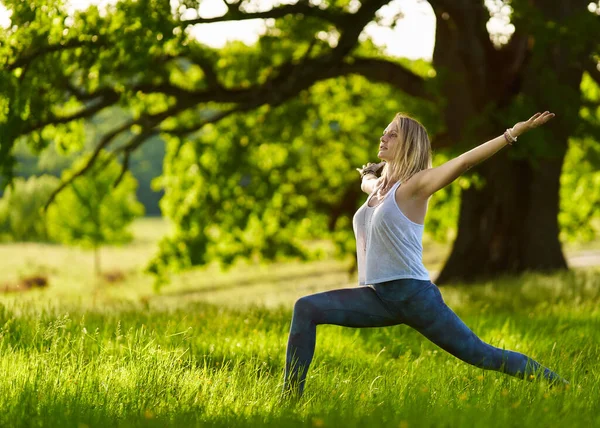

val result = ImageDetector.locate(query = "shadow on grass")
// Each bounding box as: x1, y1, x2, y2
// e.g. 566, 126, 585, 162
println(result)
160, 265, 349, 297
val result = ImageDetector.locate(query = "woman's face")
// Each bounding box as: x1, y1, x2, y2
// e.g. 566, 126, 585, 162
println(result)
378, 122, 398, 162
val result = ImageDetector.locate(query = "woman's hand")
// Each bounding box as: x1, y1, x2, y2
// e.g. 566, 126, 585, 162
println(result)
356, 161, 385, 178
511, 111, 556, 138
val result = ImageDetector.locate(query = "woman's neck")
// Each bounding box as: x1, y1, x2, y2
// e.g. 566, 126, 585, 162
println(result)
377, 177, 394, 197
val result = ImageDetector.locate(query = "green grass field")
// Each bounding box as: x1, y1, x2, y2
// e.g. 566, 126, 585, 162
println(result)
0, 217, 599, 427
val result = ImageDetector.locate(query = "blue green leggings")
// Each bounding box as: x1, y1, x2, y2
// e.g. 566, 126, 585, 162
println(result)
283, 279, 567, 397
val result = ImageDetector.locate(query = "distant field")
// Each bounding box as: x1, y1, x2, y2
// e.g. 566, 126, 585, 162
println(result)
0, 217, 598, 427
1, 216, 597, 308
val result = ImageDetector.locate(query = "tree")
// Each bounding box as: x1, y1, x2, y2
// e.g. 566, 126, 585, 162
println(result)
46, 151, 145, 276
0, 175, 60, 242
1, 0, 599, 285
427, 1, 600, 283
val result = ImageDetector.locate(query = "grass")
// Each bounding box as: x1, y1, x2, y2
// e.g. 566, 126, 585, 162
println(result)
0, 217, 599, 427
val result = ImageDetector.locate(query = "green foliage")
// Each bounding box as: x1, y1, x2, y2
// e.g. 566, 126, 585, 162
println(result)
559, 137, 600, 242
0, 174, 60, 242
46, 150, 145, 250
559, 72, 600, 243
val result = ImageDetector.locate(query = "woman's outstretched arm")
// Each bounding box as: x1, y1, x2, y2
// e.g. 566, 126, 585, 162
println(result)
410, 111, 555, 199
361, 175, 379, 194
357, 161, 385, 194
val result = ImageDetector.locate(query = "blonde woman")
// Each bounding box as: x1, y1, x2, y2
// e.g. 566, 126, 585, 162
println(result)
282, 112, 568, 398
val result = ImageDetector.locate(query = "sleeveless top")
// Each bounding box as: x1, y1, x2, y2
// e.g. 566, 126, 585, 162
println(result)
352, 180, 430, 286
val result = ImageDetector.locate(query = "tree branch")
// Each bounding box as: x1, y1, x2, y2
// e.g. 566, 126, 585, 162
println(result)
328, 57, 435, 101
161, 104, 255, 138
128, 52, 435, 111
186, 51, 221, 89
7, 38, 102, 71
180, 2, 349, 27
112, 128, 158, 188
114, 150, 131, 188
23, 92, 119, 135
65, 83, 118, 102
328, 0, 390, 61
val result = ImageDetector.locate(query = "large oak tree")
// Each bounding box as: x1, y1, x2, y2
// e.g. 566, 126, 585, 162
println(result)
1, 0, 599, 285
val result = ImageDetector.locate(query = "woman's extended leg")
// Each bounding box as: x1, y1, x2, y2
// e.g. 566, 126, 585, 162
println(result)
392, 284, 568, 385
283, 286, 401, 397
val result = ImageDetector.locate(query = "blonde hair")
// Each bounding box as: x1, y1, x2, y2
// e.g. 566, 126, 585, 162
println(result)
377, 113, 432, 193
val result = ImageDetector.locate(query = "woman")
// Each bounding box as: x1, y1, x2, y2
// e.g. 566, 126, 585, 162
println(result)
282, 111, 568, 398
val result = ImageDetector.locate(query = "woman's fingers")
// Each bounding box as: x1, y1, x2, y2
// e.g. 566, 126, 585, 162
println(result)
537, 112, 555, 125
529, 111, 555, 128
529, 112, 542, 122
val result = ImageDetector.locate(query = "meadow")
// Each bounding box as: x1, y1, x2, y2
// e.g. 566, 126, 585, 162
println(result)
0, 218, 598, 428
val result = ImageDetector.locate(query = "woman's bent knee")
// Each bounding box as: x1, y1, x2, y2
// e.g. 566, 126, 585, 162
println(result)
293, 295, 318, 319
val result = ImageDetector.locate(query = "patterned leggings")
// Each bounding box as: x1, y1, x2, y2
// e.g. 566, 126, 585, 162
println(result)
283, 278, 567, 397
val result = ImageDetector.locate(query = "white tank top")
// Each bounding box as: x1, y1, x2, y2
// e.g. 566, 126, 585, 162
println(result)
352, 180, 430, 286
